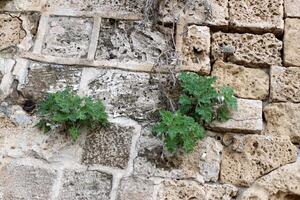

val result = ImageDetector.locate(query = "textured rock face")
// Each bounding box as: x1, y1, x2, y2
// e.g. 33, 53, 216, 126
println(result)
0, 0, 40, 11
229, 0, 284, 34
159, 0, 229, 27
212, 32, 282, 67
210, 98, 263, 133
58, 170, 112, 200
284, 18, 300, 67
238, 162, 300, 200
270, 66, 300, 103
42, 17, 93, 58
157, 180, 238, 200
285, 0, 300, 18
263, 103, 300, 143
220, 135, 297, 186
117, 177, 155, 200
212, 61, 269, 100
0, 162, 57, 200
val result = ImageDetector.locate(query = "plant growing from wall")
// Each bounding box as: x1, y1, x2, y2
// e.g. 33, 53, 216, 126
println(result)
153, 72, 237, 153
36, 89, 108, 141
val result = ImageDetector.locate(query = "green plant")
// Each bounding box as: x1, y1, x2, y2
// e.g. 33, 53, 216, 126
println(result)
153, 72, 237, 153
36, 89, 109, 141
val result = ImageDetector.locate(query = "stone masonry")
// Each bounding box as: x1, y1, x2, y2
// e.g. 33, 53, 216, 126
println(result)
0, 0, 300, 199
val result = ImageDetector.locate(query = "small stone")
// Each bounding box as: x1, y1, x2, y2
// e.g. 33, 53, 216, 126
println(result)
10, 105, 32, 126
220, 135, 297, 186
270, 66, 300, 103
210, 98, 263, 134
284, 18, 300, 67
212, 32, 282, 67
212, 61, 269, 100
285, 0, 300, 18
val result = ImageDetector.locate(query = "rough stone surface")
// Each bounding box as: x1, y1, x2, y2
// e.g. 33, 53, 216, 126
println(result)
42, 17, 93, 58
212, 32, 282, 67
220, 134, 297, 186
58, 170, 112, 200
96, 19, 172, 64
210, 98, 263, 133
263, 103, 300, 143
0, 0, 40, 11
270, 66, 300, 103
238, 162, 300, 200
0, 162, 57, 200
284, 18, 300, 67
285, 0, 300, 18
229, 0, 284, 34
157, 180, 238, 200
117, 177, 155, 200
159, 0, 229, 27
212, 61, 269, 100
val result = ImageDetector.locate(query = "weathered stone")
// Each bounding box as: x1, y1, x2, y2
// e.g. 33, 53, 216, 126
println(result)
212, 61, 269, 100
179, 25, 210, 74
21, 61, 82, 101
117, 177, 155, 200
96, 19, 172, 64
212, 32, 282, 67
285, 0, 300, 18
238, 162, 300, 200
0, 58, 15, 101
263, 103, 300, 143
82, 118, 139, 169
220, 134, 297, 186
270, 66, 300, 103
284, 18, 300, 67
159, 0, 229, 27
229, 0, 284, 34
58, 170, 112, 200
157, 180, 238, 200
0, 0, 40, 11
210, 98, 263, 133
0, 162, 57, 200
42, 17, 93, 58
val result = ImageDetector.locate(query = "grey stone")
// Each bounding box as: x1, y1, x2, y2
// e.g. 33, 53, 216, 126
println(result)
0, 0, 40, 11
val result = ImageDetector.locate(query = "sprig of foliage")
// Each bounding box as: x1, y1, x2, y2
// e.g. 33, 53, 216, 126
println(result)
36, 89, 108, 141
154, 72, 237, 153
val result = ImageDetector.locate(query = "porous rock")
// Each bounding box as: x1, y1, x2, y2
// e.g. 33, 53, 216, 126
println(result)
284, 18, 300, 67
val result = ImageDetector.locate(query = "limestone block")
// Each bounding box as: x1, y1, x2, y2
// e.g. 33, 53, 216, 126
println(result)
159, 0, 229, 27
284, 18, 300, 67
82, 118, 139, 169
212, 32, 282, 67
285, 0, 300, 18
263, 102, 300, 143
212, 61, 269, 100
96, 19, 172, 64
220, 135, 297, 186
21, 61, 82, 101
0, 162, 57, 200
42, 17, 93, 58
270, 66, 300, 103
0, 0, 40, 11
210, 98, 263, 133
157, 180, 238, 200
117, 177, 155, 200
229, 0, 284, 34
238, 162, 300, 200
58, 170, 112, 200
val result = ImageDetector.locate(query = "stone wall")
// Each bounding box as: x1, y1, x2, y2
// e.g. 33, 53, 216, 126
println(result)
0, 0, 300, 199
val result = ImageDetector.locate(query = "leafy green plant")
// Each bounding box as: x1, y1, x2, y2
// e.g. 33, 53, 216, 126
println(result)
36, 89, 109, 141
153, 72, 237, 153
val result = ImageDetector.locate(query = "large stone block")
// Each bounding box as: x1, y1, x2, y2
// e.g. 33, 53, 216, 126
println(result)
212, 61, 269, 100
220, 134, 297, 186
285, 0, 300, 18
157, 180, 238, 200
42, 17, 93, 58
212, 32, 282, 67
210, 98, 263, 134
229, 0, 284, 34
0, 0, 40, 11
263, 102, 300, 143
159, 0, 229, 27
58, 170, 112, 200
0, 162, 57, 200
284, 18, 300, 67
238, 162, 300, 200
270, 66, 300, 103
